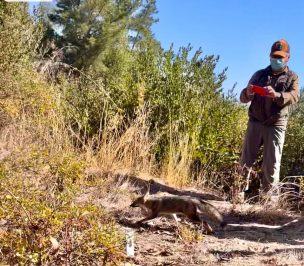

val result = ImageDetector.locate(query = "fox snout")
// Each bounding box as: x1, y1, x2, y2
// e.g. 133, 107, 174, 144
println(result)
130, 199, 141, 208
130, 195, 145, 208
130, 201, 137, 207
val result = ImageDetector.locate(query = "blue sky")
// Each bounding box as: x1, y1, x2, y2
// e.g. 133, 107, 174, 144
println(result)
152, 0, 304, 95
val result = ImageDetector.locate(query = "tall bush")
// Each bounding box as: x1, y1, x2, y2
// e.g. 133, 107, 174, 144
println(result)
281, 93, 304, 177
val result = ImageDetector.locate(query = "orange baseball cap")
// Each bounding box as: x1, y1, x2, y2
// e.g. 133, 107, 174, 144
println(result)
270, 39, 290, 57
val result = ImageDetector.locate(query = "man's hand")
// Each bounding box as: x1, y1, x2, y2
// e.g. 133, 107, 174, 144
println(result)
246, 84, 255, 97
265, 86, 280, 99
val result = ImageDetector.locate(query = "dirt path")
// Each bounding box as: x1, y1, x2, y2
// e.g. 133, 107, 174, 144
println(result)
126, 229, 304, 265
121, 208, 304, 266
85, 171, 304, 265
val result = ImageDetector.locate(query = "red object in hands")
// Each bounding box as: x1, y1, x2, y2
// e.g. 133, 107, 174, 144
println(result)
251, 85, 269, 96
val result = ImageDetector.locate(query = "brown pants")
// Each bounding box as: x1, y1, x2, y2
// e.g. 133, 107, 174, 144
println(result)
240, 121, 286, 192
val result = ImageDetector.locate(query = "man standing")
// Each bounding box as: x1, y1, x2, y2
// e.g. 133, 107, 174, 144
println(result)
239, 39, 300, 202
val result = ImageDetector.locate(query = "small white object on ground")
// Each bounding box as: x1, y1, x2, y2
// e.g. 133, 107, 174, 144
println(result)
126, 229, 135, 257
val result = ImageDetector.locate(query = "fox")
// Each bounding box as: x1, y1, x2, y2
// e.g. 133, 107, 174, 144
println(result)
130, 194, 226, 234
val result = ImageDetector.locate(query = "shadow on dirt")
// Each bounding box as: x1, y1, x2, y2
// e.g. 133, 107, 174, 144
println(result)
109, 172, 304, 246
117, 216, 178, 234
209, 247, 304, 262
110, 171, 223, 200
209, 249, 255, 262
220, 218, 304, 245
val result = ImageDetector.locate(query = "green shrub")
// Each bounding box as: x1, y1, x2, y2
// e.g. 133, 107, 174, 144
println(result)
0, 153, 124, 265
281, 94, 304, 178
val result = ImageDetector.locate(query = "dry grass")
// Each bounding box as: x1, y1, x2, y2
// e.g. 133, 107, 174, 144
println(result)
177, 223, 204, 243
83, 106, 202, 189
162, 132, 194, 187
1, 29, 303, 264
0, 72, 126, 264
3, 68, 303, 265
96, 107, 158, 175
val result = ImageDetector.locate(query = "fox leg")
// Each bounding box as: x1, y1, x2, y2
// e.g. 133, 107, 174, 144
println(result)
187, 213, 213, 234
186, 213, 202, 227
137, 212, 158, 224
202, 220, 213, 235
172, 214, 181, 223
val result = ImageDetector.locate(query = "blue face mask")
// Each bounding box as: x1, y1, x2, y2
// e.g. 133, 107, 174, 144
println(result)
270, 58, 286, 71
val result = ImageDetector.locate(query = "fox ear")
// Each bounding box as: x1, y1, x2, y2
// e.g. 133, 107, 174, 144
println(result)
143, 187, 150, 199
144, 190, 149, 199
144, 181, 151, 197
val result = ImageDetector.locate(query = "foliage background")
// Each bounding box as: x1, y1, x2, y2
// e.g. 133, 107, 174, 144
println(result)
0, 1, 303, 264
